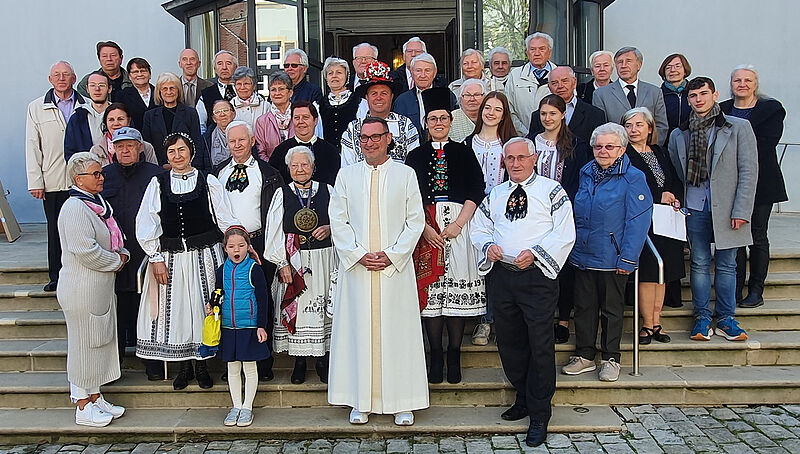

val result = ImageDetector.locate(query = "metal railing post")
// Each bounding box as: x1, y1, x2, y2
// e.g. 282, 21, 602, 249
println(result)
631, 235, 664, 377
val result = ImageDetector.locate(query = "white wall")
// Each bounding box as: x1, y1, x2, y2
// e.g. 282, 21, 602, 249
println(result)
604, 0, 800, 211
0, 0, 184, 222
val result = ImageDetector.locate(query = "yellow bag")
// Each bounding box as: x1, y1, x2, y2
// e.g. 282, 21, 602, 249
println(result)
202, 306, 221, 347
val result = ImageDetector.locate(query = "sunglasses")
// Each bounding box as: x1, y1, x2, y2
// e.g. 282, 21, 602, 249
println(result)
283, 63, 303, 69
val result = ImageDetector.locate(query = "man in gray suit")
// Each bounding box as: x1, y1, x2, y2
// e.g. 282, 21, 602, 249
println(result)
668, 76, 757, 343
178, 49, 213, 107
593, 47, 668, 141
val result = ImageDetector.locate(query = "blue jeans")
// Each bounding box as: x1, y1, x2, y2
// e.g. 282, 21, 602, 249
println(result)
686, 205, 737, 321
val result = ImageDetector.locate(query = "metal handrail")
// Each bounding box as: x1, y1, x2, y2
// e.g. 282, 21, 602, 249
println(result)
631, 235, 664, 377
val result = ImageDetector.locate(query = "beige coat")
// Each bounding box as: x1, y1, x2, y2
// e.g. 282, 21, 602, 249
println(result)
505, 61, 556, 135
25, 90, 86, 192
56, 196, 126, 389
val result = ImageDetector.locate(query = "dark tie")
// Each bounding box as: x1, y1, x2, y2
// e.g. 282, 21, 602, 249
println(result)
185, 83, 195, 107
224, 84, 236, 101
505, 184, 528, 221
297, 141, 313, 148
533, 68, 549, 85
626, 85, 637, 107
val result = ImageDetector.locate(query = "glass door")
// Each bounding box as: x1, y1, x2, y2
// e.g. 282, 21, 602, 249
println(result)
302, 0, 324, 86
255, 0, 299, 95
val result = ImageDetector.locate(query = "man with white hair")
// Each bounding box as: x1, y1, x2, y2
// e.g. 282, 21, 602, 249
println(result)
389, 37, 448, 95
506, 32, 558, 135
449, 48, 487, 96
487, 46, 513, 92
284, 48, 323, 104
197, 50, 238, 132
392, 52, 457, 133
592, 46, 668, 141
178, 48, 213, 107
213, 120, 284, 381
577, 50, 613, 104
26, 61, 87, 291
470, 137, 575, 448
348, 43, 378, 91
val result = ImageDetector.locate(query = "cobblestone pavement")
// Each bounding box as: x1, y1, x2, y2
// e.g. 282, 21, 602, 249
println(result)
3, 406, 800, 454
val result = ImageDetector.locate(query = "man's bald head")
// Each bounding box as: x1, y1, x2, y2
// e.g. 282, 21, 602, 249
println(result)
179, 48, 201, 79
48, 61, 76, 96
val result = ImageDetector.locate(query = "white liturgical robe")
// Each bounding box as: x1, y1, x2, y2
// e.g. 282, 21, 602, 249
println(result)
327, 158, 429, 414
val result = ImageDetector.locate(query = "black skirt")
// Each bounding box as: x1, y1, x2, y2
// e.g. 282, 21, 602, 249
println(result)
219, 327, 271, 362
638, 231, 685, 283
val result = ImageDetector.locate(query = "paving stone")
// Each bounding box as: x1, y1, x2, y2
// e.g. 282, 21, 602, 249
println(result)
741, 414, 776, 425
572, 441, 602, 454
757, 407, 785, 416
616, 407, 638, 423
130, 444, 160, 454
438, 437, 464, 454
711, 408, 741, 421
464, 441, 491, 454
548, 449, 578, 454
753, 448, 789, 454
231, 441, 261, 454
704, 427, 740, 444
758, 425, 796, 440
691, 415, 726, 429
37, 446, 64, 454
726, 420, 757, 433
257, 446, 281, 454
110, 446, 138, 453
386, 439, 411, 454
543, 434, 569, 449
629, 439, 663, 453
781, 405, 800, 417
721, 444, 756, 454
684, 436, 721, 452
625, 422, 651, 440
204, 450, 228, 454
769, 413, 800, 427
595, 433, 624, 444
629, 405, 656, 414
779, 438, 800, 452
331, 442, 359, 454
358, 440, 384, 452
738, 432, 778, 448
599, 443, 632, 454
59, 447, 85, 452
682, 407, 710, 416
789, 427, 800, 437
650, 429, 683, 445
411, 444, 437, 454
518, 436, 548, 454
657, 407, 689, 422
8, 447, 38, 454
662, 446, 694, 454
412, 437, 435, 445
205, 442, 231, 451
669, 420, 705, 437
494, 450, 521, 454
567, 434, 594, 443
734, 407, 758, 415
491, 436, 519, 450
639, 414, 669, 430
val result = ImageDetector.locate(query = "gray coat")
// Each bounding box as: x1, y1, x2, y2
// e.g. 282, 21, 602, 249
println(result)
593, 80, 668, 143
56, 197, 127, 389
668, 112, 758, 249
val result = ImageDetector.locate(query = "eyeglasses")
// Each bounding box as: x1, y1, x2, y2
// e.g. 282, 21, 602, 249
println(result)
213, 109, 233, 116
461, 93, 483, 99
269, 86, 289, 93
87, 83, 108, 89
283, 63, 303, 69
129, 69, 150, 75
358, 132, 388, 143
427, 115, 450, 124
353, 56, 375, 63
592, 144, 623, 151
77, 171, 105, 179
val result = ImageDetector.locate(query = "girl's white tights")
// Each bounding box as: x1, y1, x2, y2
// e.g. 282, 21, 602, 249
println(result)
227, 361, 258, 410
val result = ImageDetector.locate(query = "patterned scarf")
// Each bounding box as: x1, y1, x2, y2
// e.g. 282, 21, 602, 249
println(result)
226, 163, 249, 192
281, 233, 308, 334
271, 103, 292, 131
505, 184, 528, 221
686, 103, 721, 187
591, 155, 623, 185
68, 187, 124, 251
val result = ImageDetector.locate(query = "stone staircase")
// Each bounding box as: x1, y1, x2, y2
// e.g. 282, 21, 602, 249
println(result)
1, 221, 800, 443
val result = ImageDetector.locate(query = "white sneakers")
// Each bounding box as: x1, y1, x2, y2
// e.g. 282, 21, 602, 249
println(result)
394, 412, 414, 426
349, 408, 369, 424
471, 323, 491, 346
75, 396, 125, 427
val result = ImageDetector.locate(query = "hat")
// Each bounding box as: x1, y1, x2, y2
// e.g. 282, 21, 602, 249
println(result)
421, 87, 453, 117
355, 61, 401, 99
111, 126, 142, 143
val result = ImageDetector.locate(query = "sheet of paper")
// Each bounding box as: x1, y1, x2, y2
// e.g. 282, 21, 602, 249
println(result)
652, 204, 687, 241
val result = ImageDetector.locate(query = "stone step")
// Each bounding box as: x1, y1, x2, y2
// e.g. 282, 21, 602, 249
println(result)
0, 405, 622, 444
0, 285, 59, 311
0, 310, 65, 339
2, 329, 799, 373
0, 268, 49, 286
1, 365, 799, 411
680, 272, 800, 300
682, 251, 800, 274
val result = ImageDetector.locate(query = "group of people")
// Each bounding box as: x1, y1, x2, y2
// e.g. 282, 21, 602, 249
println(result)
23, 30, 786, 447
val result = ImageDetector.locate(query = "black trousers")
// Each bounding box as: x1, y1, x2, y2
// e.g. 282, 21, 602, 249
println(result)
736, 203, 773, 297
556, 263, 576, 322
573, 269, 627, 362
488, 264, 558, 423
251, 233, 276, 372
43, 191, 69, 283
116, 291, 140, 359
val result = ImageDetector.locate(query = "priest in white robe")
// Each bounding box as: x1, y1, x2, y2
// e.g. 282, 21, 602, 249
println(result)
470, 137, 575, 448
327, 116, 428, 426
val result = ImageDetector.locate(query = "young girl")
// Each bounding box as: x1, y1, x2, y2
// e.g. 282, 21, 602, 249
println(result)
208, 226, 270, 427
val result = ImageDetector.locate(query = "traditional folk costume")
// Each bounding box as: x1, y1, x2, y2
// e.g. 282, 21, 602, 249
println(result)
465, 133, 506, 194
265, 181, 335, 358
135, 169, 239, 363
470, 171, 575, 430
327, 158, 428, 417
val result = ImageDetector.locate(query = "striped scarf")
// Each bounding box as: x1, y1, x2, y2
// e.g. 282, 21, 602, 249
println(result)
686, 103, 721, 187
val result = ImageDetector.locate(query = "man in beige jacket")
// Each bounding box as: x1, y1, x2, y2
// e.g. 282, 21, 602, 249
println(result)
25, 61, 86, 291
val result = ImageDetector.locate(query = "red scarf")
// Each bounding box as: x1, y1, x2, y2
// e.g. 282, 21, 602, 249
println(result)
412, 204, 444, 311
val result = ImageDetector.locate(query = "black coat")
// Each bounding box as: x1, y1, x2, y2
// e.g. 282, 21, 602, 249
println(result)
318, 94, 360, 149
405, 140, 485, 206
661, 83, 690, 146
388, 64, 449, 95
100, 159, 164, 293
142, 103, 211, 172
625, 144, 683, 205
212, 156, 284, 232
526, 98, 606, 144
576, 79, 596, 104
199, 81, 224, 128
720, 98, 788, 204
116, 85, 156, 131
269, 137, 341, 187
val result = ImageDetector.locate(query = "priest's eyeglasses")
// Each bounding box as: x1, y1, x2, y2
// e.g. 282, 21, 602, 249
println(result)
77, 171, 105, 179
358, 132, 388, 143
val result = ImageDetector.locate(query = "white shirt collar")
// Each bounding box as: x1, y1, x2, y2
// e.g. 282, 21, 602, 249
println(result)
619, 78, 639, 91
508, 172, 536, 188
431, 140, 449, 149
295, 135, 318, 145
181, 76, 196, 87
228, 156, 257, 168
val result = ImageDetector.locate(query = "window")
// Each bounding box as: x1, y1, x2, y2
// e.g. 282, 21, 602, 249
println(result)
482, 0, 530, 61
188, 10, 216, 79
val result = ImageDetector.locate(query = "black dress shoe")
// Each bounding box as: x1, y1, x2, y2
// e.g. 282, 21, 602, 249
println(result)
738, 293, 764, 308
525, 420, 548, 447
291, 357, 307, 384
316, 357, 329, 384
554, 324, 570, 344
195, 360, 213, 389
43, 281, 57, 292
500, 403, 528, 421
173, 361, 193, 390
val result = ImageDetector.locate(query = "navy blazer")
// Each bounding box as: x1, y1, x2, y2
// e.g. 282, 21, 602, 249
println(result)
392, 88, 458, 135
141, 103, 210, 172
116, 85, 156, 131
388, 64, 449, 95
